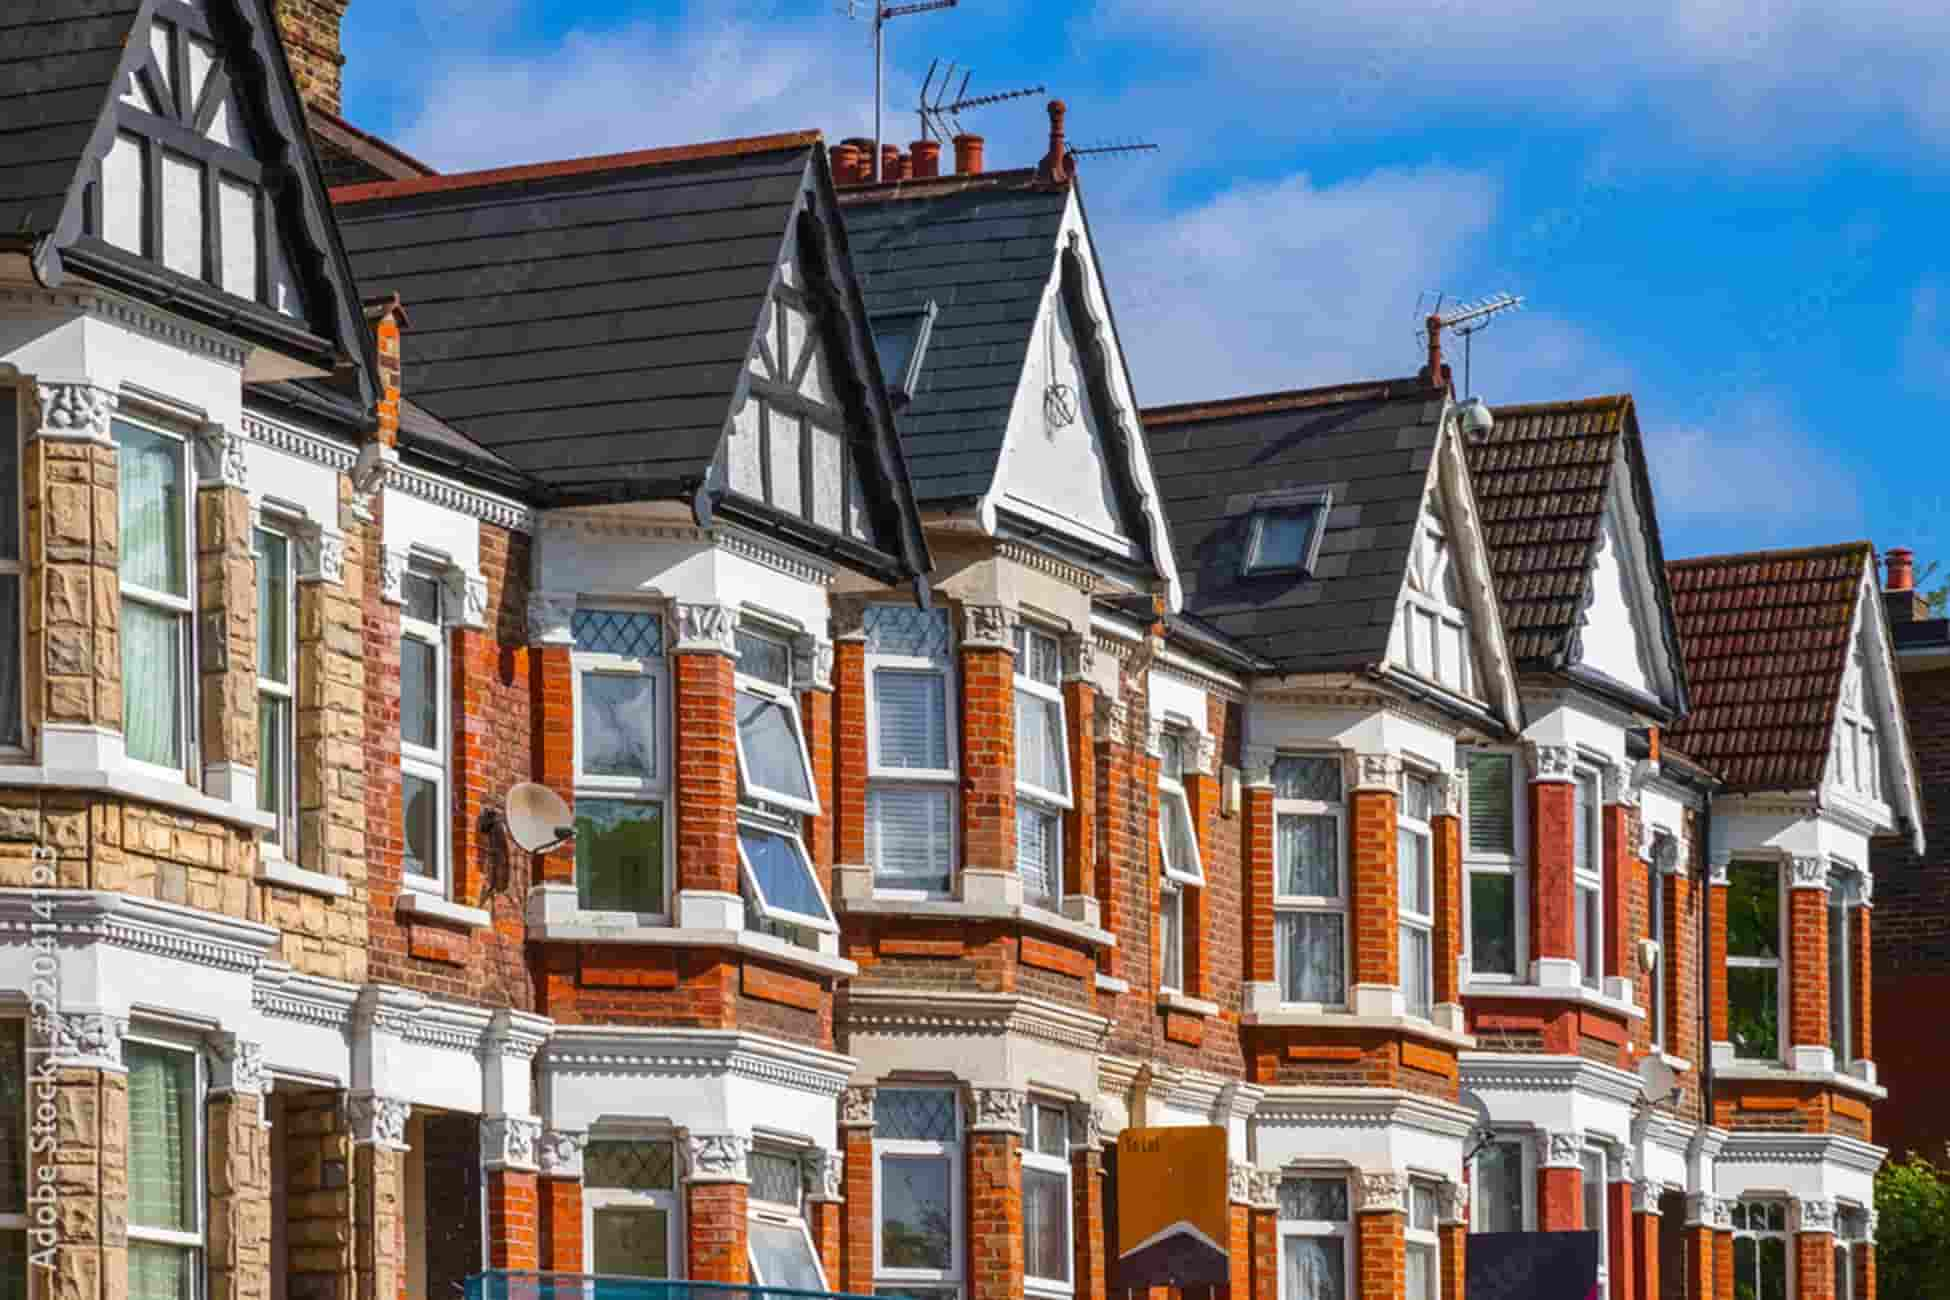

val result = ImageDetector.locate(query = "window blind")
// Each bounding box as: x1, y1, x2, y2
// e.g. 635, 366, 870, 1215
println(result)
1466, 753, 1514, 854
875, 669, 947, 770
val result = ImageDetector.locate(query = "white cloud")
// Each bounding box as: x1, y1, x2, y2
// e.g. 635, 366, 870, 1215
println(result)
1643, 413, 1861, 553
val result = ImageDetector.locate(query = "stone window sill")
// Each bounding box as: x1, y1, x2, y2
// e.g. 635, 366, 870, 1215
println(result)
0, 762, 276, 832
1712, 1062, 1886, 1101
1158, 990, 1221, 1018
839, 894, 1114, 949
527, 918, 859, 979
257, 857, 351, 899
1096, 972, 1131, 995
1461, 979, 1645, 1021
1243, 1007, 1476, 1050
397, 891, 491, 929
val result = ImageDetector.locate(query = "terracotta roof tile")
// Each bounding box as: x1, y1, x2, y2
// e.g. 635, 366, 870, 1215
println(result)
1663, 541, 1870, 792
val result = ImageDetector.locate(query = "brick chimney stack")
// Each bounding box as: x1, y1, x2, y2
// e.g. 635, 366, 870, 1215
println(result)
1885, 546, 1929, 623
953, 133, 984, 176
273, 0, 350, 117
1036, 99, 1075, 186
1420, 312, 1453, 392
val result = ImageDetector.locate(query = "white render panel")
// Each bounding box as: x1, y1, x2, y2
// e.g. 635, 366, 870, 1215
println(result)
536, 522, 832, 635
160, 150, 205, 279
102, 132, 146, 254
844, 1021, 1099, 1101
994, 297, 1129, 549
384, 485, 480, 573
219, 177, 258, 300
1579, 510, 1655, 698
1245, 697, 1458, 776
1254, 1104, 1469, 1182
1148, 671, 1208, 730
0, 303, 242, 438
243, 435, 339, 525
1519, 692, 1634, 773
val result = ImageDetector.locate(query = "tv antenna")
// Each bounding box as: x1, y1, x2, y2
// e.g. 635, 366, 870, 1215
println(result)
917, 61, 1045, 142
845, 0, 958, 182
1417, 292, 1523, 396
1068, 140, 1160, 162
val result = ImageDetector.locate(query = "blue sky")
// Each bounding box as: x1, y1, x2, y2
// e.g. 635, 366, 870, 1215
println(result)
339, 0, 1950, 566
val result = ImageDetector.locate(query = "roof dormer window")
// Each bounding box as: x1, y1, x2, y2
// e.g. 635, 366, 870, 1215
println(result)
871, 301, 937, 406
1242, 489, 1331, 577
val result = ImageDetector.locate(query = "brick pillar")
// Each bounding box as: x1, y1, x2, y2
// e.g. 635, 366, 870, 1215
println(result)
1095, 697, 1135, 981
833, 622, 868, 867
1685, 1220, 1716, 1300
1852, 900, 1873, 1064
1529, 745, 1577, 971
485, 1169, 539, 1269
537, 1132, 585, 1272
1788, 859, 1831, 1052
799, 634, 836, 889
1439, 1224, 1466, 1300
528, 602, 577, 886
684, 1131, 753, 1284
1063, 641, 1097, 901
1226, 1194, 1250, 1300
1632, 1188, 1660, 1300
26, 405, 122, 760
967, 1090, 1024, 1300
1709, 859, 1731, 1045
195, 442, 258, 799
34, 1051, 127, 1300
207, 1070, 271, 1300
1074, 1140, 1107, 1300
1796, 1227, 1835, 1300
1607, 1173, 1636, 1300
841, 1091, 876, 1293
1666, 861, 1696, 1064
1536, 1134, 1582, 1233
803, 1145, 844, 1286
673, 604, 740, 895
450, 621, 495, 907
1245, 775, 1276, 986
294, 511, 366, 892
1602, 800, 1635, 982
1432, 780, 1462, 1008
349, 1098, 407, 1300
1715, 1226, 1734, 1300
1349, 755, 1401, 1001
286, 1088, 356, 1300
1855, 1240, 1876, 1300
959, 606, 1017, 876
1355, 1183, 1405, 1300
1185, 741, 1219, 1000
1249, 1201, 1278, 1300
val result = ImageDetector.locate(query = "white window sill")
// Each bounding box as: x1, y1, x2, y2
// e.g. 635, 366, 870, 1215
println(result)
1158, 990, 1220, 1018
1242, 1007, 1476, 1050
1461, 979, 1646, 1021
397, 891, 491, 929
838, 893, 1114, 949
0, 762, 276, 832
1025, 1281, 1075, 1300
526, 918, 859, 979
257, 857, 351, 899
1096, 972, 1130, 995
1712, 1062, 1887, 1101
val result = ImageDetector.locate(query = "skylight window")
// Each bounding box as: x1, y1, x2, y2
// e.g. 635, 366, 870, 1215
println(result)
1241, 489, 1332, 576
871, 301, 937, 405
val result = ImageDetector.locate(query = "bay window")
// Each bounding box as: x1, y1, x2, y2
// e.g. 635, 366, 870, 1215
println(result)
874, 1088, 961, 1299
1014, 625, 1071, 907
127, 1039, 203, 1300
254, 525, 296, 855
1829, 866, 1858, 1068
1159, 726, 1202, 995
1471, 1138, 1527, 1233
1406, 1181, 1441, 1300
1273, 754, 1346, 1007
865, 607, 957, 895
1, 1021, 23, 1296
1021, 1100, 1072, 1293
1463, 750, 1520, 979
572, 608, 667, 916
1399, 769, 1435, 1018
1277, 1176, 1350, 1300
0, 390, 21, 750
748, 1147, 825, 1290
584, 1138, 678, 1278
1574, 767, 1603, 990
1730, 1200, 1789, 1300
118, 417, 195, 777
399, 568, 448, 895
1727, 860, 1782, 1061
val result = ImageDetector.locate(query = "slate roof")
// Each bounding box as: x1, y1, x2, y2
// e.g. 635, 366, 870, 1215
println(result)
1664, 541, 1872, 792
308, 108, 436, 189
1140, 377, 1448, 676
0, 0, 141, 238
837, 172, 1069, 504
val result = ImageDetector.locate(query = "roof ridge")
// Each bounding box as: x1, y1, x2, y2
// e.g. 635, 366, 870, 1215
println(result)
834, 167, 1047, 204
1490, 394, 1631, 416
1140, 376, 1441, 427
1668, 540, 1872, 570
330, 131, 822, 205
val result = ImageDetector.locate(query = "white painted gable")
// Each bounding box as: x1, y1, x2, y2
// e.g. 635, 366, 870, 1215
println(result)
1578, 507, 1656, 697
1387, 482, 1480, 700
1826, 606, 1892, 808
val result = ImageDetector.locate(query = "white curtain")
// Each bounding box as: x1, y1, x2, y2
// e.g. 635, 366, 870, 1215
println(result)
119, 426, 184, 769
1278, 911, 1344, 1003
1278, 814, 1337, 895
1283, 1236, 1345, 1300
1017, 803, 1058, 904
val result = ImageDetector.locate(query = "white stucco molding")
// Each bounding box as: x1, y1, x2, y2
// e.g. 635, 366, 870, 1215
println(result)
538, 1129, 587, 1180
673, 601, 740, 657
483, 1115, 544, 1172
1793, 1198, 1837, 1234
527, 593, 578, 647
1535, 1129, 1585, 1169
840, 988, 1111, 1057
1253, 1087, 1475, 1142
1350, 752, 1401, 794
961, 602, 1019, 651
968, 1083, 1027, 1134
793, 632, 834, 693
0, 890, 280, 978
839, 1085, 876, 1129
539, 1026, 856, 1099
194, 421, 249, 491
1355, 1170, 1408, 1215
207, 1033, 269, 1099
684, 1130, 753, 1184
803, 1146, 845, 1203
346, 1092, 411, 1151
1789, 855, 1830, 891
28, 379, 119, 445
294, 519, 346, 587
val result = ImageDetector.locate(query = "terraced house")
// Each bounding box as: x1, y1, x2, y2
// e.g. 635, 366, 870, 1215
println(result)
0, 3, 1920, 1300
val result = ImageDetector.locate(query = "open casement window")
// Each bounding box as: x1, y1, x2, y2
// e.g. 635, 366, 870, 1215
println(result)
1, 1021, 24, 1294
254, 524, 296, 857
584, 1139, 679, 1278
1470, 1138, 1528, 1233
1158, 729, 1204, 887
735, 626, 821, 816
1021, 1100, 1073, 1292
874, 1089, 962, 1299
1405, 1182, 1441, 1300
1726, 860, 1783, 1061
865, 607, 958, 896
117, 416, 197, 780
1829, 866, 1861, 1067
1273, 755, 1347, 1007
1400, 502, 1472, 695
1582, 1147, 1609, 1299
1834, 649, 1883, 802
1277, 1176, 1351, 1300
0, 392, 21, 751
739, 822, 837, 938
1462, 750, 1521, 980
749, 1148, 826, 1291
1573, 767, 1604, 990
1158, 879, 1185, 994
1014, 624, 1072, 907
127, 1038, 204, 1300
572, 609, 668, 917
399, 569, 449, 896
1242, 489, 1330, 578
1730, 1200, 1790, 1300
1398, 769, 1436, 1019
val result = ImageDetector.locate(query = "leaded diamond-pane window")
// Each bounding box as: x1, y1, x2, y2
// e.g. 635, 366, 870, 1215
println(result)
1278, 1178, 1350, 1222
874, 1089, 958, 1142
865, 606, 950, 663
1273, 755, 1342, 802
585, 1140, 676, 1191
749, 1149, 802, 1207
573, 610, 664, 659
736, 630, 793, 687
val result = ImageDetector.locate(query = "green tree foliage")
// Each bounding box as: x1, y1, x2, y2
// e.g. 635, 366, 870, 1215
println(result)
1877, 1153, 1950, 1298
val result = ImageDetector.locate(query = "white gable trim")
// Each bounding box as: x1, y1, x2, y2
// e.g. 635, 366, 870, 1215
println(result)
1568, 437, 1683, 715
1825, 565, 1923, 853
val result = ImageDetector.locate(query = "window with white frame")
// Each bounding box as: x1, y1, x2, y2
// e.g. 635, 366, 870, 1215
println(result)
1836, 1205, 1869, 1300
866, 607, 957, 895
572, 609, 668, 916
1829, 866, 1859, 1068
1582, 1146, 1609, 1299
1273, 755, 1346, 1007
1014, 624, 1071, 907
1463, 750, 1520, 979
399, 567, 448, 895
0, 390, 22, 750
583, 1138, 679, 1278
127, 1037, 203, 1300
1730, 1199, 1790, 1300
1158, 878, 1184, 995
1021, 1100, 1072, 1293
1574, 766, 1603, 990
118, 416, 196, 777
1405, 1181, 1441, 1300
1649, 834, 1670, 1051
1834, 649, 1882, 801
1159, 726, 1203, 996
748, 1146, 826, 1291
1471, 1138, 1527, 1233
874, 1088, 961, 1299
1241, 490, 1329, 578
1400, 501, 1472, 695
254, 524, 296, 856
1, 1020, 24, 1294
1399, 769, 1435, 1018
1277, 1175, 1350, 1300
1726, 860, 1782, 1062
734, 624, 836, 946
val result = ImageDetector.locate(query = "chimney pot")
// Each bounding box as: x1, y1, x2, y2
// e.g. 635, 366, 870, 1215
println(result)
880, 144, 902, 181
1888, 546, 1916, 593
911, 139, 941, 179
830, 144, 863, 186
1037, 99, 1074, 186
953, 133, 985, 176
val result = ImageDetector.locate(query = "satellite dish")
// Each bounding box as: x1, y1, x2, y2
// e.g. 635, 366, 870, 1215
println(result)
505, 783, 575, 854
1638, 1054, 1677, 1106
1459, 1088, 1496, 1160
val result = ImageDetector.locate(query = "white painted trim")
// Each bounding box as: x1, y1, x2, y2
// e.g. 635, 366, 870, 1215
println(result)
541, 1025, 856, 1097
836, 893, 1113, 948
842, 988, 1110, 1056
396, 892, 490, 929
256, 858, 350, 899
0, 758, 275, 831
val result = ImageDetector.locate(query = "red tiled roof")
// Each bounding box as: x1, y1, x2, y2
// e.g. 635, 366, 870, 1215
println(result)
1664, 541, 1871, 792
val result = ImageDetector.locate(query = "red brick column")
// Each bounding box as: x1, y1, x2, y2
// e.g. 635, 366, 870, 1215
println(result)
1074, 1138, 1107, 1300
807, 1146, 844, 1288
1245, 774, 1276, 987
1185, 742, 1219, 999
1855, 1241, 1876, 1300
1853, 900, 1873, 1064
1667, 860, 1697, 1064
1096, 698, 1134, 981
1632, 1189, 1659, 1300
539, 1174, 583, 1271
1433, 778, 1462, 1008
1789, 858, 1830, 1051
1795, 1223, 1835, 1300
1715, 1226, 1734, 1300
1249, 1201, 1279, 1300
1439, 1224, 1466, 1300
451, 621, 496, 906
529, 625, 577, 885
1528, 745, 1577, 969
960, 607, 1017, 877
1350, 755, 1401, 999
1063, 641, 1097, 901
1685, 1217, 1716, 1300
486, 1168, 540, 1269
1355, 1182, 1405, 1300
799, 638, 836, 890
841, 1088, 876, 1293
1603, 800, 1636, 983
1536, 1134, 1582, 1233
967, 1091, 1024, 1300
687, 1181, 751, 1283
1709, 859, 1731, 1045
673, 605, 740, 895
1607, 1174, 1636, 1300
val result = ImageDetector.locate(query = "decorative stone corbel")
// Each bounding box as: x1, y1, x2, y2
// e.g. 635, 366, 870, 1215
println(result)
194, 421, 249, 491
1248, 1168, 1281, 1210
803, 1147, 845, 1202
960, 603, 1018, 651
1708, 851, 1732, 887
967, 1084, 1027, 1133
1195, 731, 1220, 778
44, 1011, 126, 1071
829, 595, 869, 643
793, 632, 834, 692
1067, 1102, 1105, 1151
482, 1115, 543, 1171
208, 1035, 268, 1098
1788, 855, 1830, 891
295, 520, 346, 586
1354, 1170, 1408, 1215
1437, 1179, 1470, 1225
527, 593, 578, 647
1241, 752, 1276, 789
379, 546, 408, 606
673, 602, 739, 656
349, 441, 396, 521
1431, 769, 1461, 818
683, 1131, 752, 1184
1793, 1198, 1837, 1234
1632, 1180, 1664, 1215
1535, 1129, 1583, 1169
1229, 1162, 1253, 1205
1525, 741, 1576, 783
538, 1129, 586, 1180
30, 380, 117, 444
1351, 752, 1401, 793
346, 1092, 410, 1151
1601, 762, 1640, 808
840, 1085, 877, 1129
1094, 697, 1129, 748
1062, 634, 1096, 683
